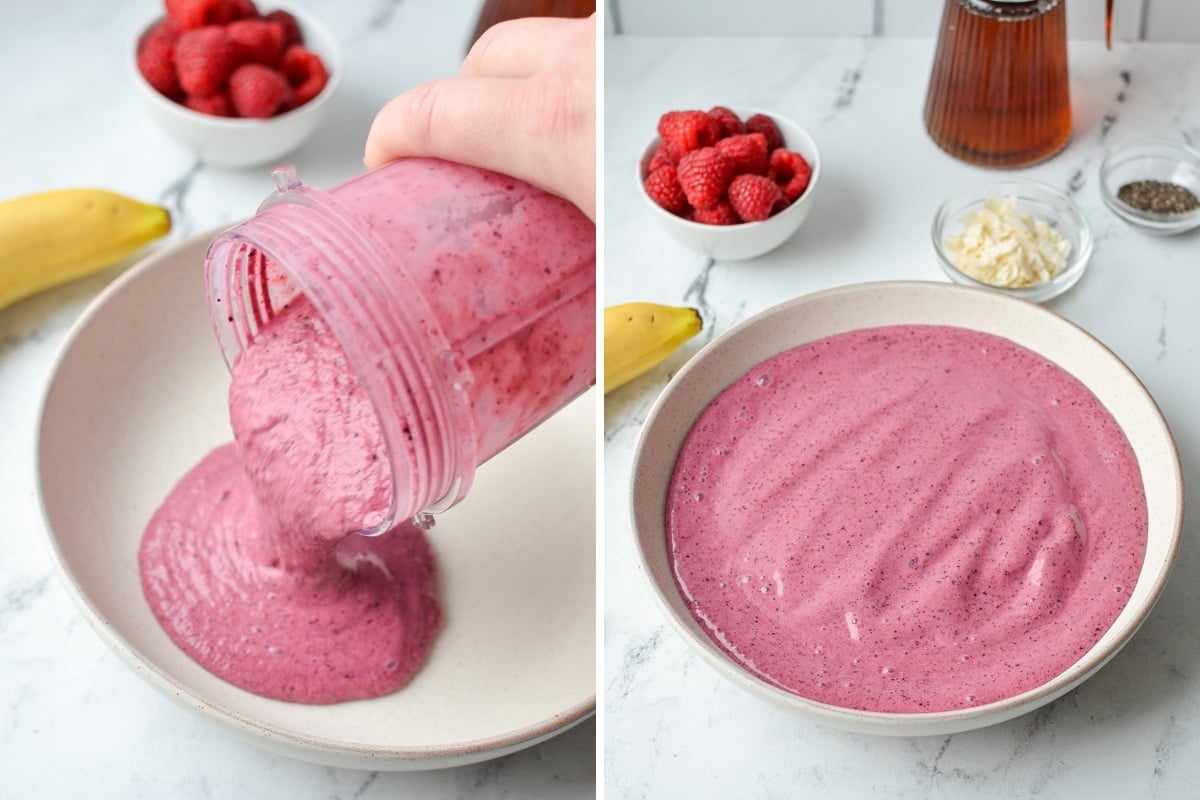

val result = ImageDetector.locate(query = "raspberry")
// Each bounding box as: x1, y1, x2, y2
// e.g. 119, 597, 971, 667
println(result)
707, 106, 744, 139
657, 110, 720, 159
715, 133, 768, 176
174, 26, 240, 97
768, 149, 813, 203
643, 165, 689, 216
646, 142, 675, 174
185, 91, 235, 117
228, 18, 285, 67
224, 0, 260, 21
137, 26, 181, 98
676, 147, 736, 210
282, 45, 328, 106
745, 113, 784, 152
265, 9, 304, 47
165, 0, 232, 31
694, 200, 741, 226
140, 16, 179, 49
229, 63, 292, 117
728, 174, 784, 222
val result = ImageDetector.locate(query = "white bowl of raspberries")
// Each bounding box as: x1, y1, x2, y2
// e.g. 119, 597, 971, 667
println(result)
133, 0, 340, 168
638, 106, 820, 261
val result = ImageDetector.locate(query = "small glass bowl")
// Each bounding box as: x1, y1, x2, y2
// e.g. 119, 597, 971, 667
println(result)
1099, 138, 1200, 236
932, 180, 1092, 304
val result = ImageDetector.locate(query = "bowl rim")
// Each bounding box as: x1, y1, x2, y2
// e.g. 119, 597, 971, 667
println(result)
930, 178, 1093, 302
130, 2, 343, 127
1097, 137, 1200, 231
629, 280, 1184, 733
34, 229, 596, 768
636, 105, 822, 231
1099, 135, 1200, 171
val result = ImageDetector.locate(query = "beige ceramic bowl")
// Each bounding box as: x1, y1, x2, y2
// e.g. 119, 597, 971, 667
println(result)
630, 281, 1182, 736
130, 5, 342, 168
637, 107, 821, 261
37, 230, 595, 769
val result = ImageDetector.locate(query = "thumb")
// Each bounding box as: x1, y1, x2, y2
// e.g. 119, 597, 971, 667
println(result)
363, 76, 593, 220
364, 77, 537, 178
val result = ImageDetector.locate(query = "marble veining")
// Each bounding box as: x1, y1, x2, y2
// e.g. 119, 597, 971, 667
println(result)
823, 43, 872, 124
365, 0, 406, 32
605, 628, 664, 709
0, 575, 50, 630
1100, 111, 1120, 140
157, 159, 203, 237
603, 408, 647, 446
682, 258, 717, 338
1067, 167, 1087, 194
833, 66, 863, 111
351, 771, 380, 797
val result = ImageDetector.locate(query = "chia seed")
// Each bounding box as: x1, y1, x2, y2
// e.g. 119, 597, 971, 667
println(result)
1116, 180, 1200, 215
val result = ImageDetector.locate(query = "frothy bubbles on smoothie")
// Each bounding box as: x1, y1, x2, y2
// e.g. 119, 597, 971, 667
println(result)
666, 325, 1148, 713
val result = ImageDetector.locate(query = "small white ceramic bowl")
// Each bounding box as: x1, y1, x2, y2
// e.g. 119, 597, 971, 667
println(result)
932, 179, 1092, 304
37, 230, 595, 769
630, 281, 1182, 736
637, 107, 821, 261
130, 5, 342, 168
1099, 138, 1200, 236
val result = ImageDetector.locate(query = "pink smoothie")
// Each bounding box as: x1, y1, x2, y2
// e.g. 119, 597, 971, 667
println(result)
324, 158, 596, 467
666, 325, 1147, 713
141, 303, 439, 704
226, 158, 596, 527
141, 161, 595, 704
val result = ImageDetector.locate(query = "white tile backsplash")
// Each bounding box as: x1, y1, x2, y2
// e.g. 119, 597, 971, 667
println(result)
610, 0, 1197, 41
1145, 0, 1200, 42
1068, 0, 1145, 42
613, 0, 871, 36
872, 0, 944, 37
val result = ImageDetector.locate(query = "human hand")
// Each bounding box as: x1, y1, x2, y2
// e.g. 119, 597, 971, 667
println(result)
364, 15, 596, 221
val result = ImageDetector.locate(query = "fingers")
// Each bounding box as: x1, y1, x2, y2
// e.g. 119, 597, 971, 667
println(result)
364, 76, 540, 178
459, 17, 578, 79
362, 14, 596, 220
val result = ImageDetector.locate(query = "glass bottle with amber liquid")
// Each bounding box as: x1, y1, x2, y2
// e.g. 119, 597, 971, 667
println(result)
924, 0, 1071, 168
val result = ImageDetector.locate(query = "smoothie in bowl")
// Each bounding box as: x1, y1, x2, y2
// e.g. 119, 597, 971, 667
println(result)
631, 281, 1182, 735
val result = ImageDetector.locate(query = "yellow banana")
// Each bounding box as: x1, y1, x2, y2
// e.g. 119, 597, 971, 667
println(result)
0, 188, 171, 311
604, 302, 703, 393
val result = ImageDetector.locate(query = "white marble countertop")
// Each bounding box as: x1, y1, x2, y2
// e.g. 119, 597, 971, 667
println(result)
0, 1, 593, 797
604, 35, 1200, 799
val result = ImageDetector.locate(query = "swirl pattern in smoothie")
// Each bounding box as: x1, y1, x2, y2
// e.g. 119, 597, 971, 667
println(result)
666, 324, 1147, 712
